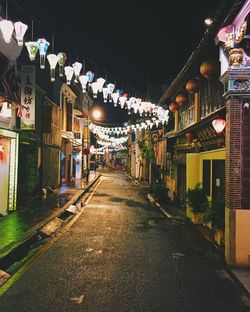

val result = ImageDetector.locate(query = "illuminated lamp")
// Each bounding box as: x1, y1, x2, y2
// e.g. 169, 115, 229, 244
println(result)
102, 87, 109, 102
91, 81, 99, 98
14, 21, 28, 46
72, 62, 82, 82
185, 79, 200, 94
0, 142, 4, 160
200, 59, 217, 79
57, 52, 67, 77
86, 71, 95, 84
212, 118, 226, 134
119, 96, 127, 109
96, 77, 106, 92
111, 92, 119, 107
169, 101, 179, 112
107, 83, 115, 102
25, 41, 38, 61
47, 54, 58, 82
185, 132, 193, 144
79, 75, 88, 93
37, 38, 50, 69
126, 100, 132, 114
0, 20, 14, 43
64, 66, 74, 85
175, 93, 187, 106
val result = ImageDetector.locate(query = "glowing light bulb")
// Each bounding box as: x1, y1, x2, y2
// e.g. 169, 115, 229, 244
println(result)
25, 41, 38, 61
79, 75, 88, 93
72, 62, 82, 82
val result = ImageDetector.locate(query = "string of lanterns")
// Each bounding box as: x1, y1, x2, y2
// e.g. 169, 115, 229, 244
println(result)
168, 59, 218, 113
0, 5, 171, 125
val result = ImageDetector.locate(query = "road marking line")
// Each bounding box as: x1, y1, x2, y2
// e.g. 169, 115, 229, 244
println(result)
0, 178, 102, 297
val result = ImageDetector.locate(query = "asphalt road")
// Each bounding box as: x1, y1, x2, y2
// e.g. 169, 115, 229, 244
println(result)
0, 171, 248, 312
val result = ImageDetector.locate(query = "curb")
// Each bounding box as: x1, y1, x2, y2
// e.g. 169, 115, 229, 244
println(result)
0, 174, 101, 262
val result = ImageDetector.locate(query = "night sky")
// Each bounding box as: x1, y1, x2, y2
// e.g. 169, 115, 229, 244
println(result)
4, 0, 222, 123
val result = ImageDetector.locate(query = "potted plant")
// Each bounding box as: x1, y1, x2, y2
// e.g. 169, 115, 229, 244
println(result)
185, 183, 209, 224
204, 196, 225, 245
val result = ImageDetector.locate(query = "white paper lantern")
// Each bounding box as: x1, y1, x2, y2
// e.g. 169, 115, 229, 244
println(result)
102, 87, 109, 102
0, 20, 14, 43
14, 21, 28, 46
111, 92, 119, 107
96, 77, 106, 92
79, 75, 88, 93
64, 66, 74, 85
91, 82, 99, 98
47, 54, 58, 82
119, 96, 127, 109
72, 62, 82, 82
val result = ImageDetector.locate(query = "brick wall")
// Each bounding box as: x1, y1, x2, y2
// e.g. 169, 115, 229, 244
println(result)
226, 96, 250, 210
225, 97, 242, 210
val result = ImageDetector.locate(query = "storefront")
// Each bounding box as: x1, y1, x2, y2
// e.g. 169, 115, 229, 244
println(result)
0, 128, 19, 216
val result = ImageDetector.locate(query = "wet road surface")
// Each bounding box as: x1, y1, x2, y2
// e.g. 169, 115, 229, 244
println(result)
0, 171, 248, 311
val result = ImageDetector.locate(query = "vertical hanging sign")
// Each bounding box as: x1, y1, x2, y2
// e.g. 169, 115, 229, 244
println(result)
21, 65, 36, 130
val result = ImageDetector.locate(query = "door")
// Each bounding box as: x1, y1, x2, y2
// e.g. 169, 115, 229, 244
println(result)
212, 160, 225, 200
0, 136, 10, 216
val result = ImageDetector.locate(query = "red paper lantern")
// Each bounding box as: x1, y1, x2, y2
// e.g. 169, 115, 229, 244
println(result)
185, 132, 193, 144
185, 79, 200, 94
212, 118, 226, 134
83, 148, 90, 155
169, 101, 179, 112
200, 59, 217, 79
175, 93, 187, 106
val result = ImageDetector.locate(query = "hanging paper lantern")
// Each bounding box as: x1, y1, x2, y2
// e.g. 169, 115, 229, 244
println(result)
37, 38, 50, 69
72, 62, 82, 82
0, 20, 14, 43
200, 59, 217, 79
119, 96, 127, 109
185, 79, 200, 94
96, 77, 106, 92
91, 81, 99, 98
47, 54, 58, 82
14, 21, 28, 46
102, 87, 109, 102
64, 66, 74, 85
212, 118, 226, 134
107, 83, 115, 102
0, 143, 4, 160
86, 71, 95, 84
83, 148, 90, 155
126, 100, 132, 114
185, 132, 193, 144
25, 41, 38, 61
169, 101, 179, 112
79, 75, 88, 93
175, 93, 188, 106
57, 52, 67, 77
111, 92, 119, 107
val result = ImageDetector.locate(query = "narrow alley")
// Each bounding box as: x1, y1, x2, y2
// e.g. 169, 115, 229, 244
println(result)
0, 170, 247, 312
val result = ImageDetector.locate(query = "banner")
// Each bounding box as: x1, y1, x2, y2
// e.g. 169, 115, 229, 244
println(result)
21, 65, 35, 130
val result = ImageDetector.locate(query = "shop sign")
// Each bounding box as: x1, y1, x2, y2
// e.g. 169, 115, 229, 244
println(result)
21, 65, 36, 130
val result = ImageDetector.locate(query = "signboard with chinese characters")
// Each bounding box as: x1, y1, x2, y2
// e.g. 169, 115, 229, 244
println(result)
21, 65, 35, 130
